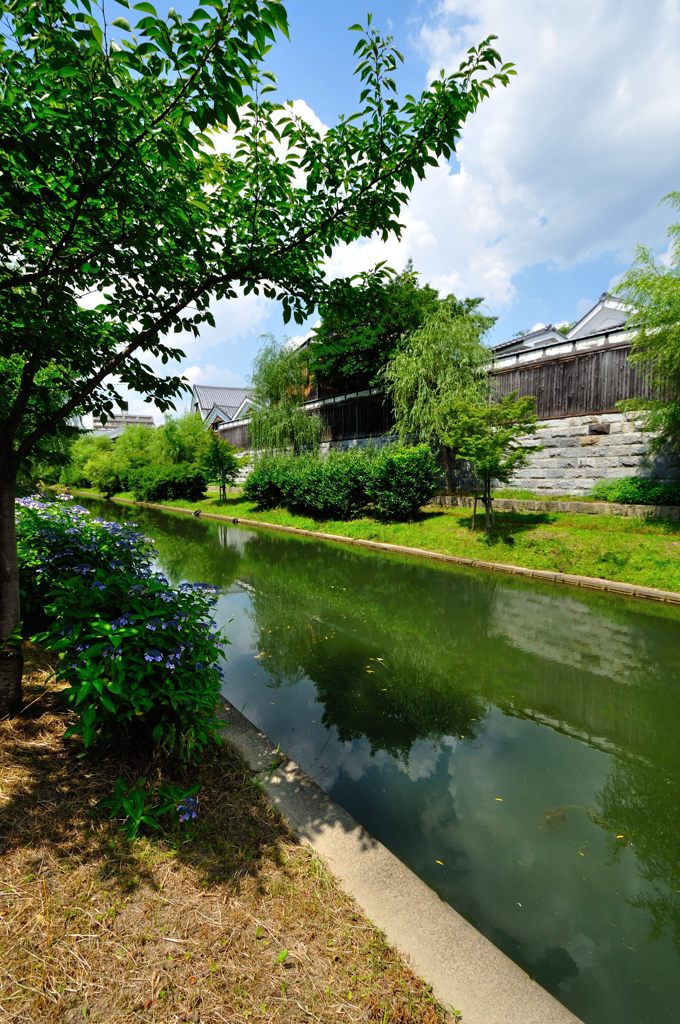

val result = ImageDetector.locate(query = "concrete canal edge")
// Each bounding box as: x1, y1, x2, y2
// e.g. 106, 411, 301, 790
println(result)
220, 696, 583, 1024
83, 491, 588, 1020
97, 495, 680, 607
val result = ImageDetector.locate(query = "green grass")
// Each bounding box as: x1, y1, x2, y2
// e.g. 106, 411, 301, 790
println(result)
73, 488, 680, 593
491, 488, 596, 502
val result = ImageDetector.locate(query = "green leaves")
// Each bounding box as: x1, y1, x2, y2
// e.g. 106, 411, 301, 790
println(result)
0, 0, 510, 490
620, 191, 680, 452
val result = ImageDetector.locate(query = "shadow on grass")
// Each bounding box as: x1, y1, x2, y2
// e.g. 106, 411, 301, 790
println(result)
452, 509, 555, 546
0, 648, 292, 898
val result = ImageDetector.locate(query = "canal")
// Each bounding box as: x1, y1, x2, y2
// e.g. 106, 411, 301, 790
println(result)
86, 499, 680, 1024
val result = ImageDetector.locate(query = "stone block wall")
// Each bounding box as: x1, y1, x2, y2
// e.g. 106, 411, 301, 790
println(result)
509, 412, 678, 496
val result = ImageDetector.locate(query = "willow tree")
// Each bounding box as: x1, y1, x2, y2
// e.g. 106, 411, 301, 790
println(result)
249, 336, 321, 453
0, 0, 514, 714
384, 298, 495, 492
620, 190, 680, 451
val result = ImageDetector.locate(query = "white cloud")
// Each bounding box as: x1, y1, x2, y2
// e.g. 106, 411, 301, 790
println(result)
193, 290, 273, 351
183, 363, 245, 387
327, 0, 680, 309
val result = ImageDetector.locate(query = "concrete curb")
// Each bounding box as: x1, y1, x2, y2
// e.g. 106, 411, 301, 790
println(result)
94, 495, 680, 607
220, 696, 583, 1024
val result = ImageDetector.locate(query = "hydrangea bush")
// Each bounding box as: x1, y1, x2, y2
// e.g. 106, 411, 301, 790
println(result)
16, 495, 154, 631
16, 497, 227, 832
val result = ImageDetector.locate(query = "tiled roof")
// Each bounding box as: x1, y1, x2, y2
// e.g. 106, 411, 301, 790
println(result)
192, 385, 251, 419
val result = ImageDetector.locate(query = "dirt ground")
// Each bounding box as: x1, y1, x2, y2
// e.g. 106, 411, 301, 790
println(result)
0, 647, 452, 1024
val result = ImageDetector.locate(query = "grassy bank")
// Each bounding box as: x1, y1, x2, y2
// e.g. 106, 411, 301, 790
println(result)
0, 648, 451, 1024
76, 488, 680, 593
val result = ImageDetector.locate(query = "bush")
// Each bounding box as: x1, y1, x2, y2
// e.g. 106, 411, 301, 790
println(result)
243, 444, 437, 520
590, 477, 680, 506
244, 450, 373, 519
242, 455, 286, 508
16, 496, 154, 631
128, 463, 207, 502
319, 447, 377, 518
16, 497, 225, 766
278, 452, 325, 514
38, 568, 224, 760
366, 444, 439, 519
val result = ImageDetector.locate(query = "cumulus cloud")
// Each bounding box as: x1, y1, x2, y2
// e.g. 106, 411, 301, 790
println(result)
328, 0, 680, 310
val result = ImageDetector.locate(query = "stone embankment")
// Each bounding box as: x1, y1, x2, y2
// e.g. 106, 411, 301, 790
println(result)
432, 494, 680, 521
506, 412, 678, 496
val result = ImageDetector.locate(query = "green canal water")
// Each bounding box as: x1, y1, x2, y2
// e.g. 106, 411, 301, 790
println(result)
88, 500, 680, 1024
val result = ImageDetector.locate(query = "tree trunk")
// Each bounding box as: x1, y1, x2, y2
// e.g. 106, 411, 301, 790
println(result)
441, 446, 457, 495
0, 469, 22, 717
482, 474, 494, 531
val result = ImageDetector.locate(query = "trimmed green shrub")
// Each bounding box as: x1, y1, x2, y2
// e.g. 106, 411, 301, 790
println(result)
320, 447, 377, 519
128, 463, 207, 502
279, 452, 326, 514
243, 444, 437, 520
367, 444, 439, 519
590, 477, 680, 506
244, 449, 374, 519
242, 455, 286, 508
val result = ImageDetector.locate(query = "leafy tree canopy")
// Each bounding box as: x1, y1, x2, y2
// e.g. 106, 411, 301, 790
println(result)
0, 0, 513, 710
0, 1, 513, 474
620, 191, 680, 451
305, 262, 452, 392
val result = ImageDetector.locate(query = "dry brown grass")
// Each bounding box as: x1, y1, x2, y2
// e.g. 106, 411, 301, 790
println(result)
0, 647, 451, 1024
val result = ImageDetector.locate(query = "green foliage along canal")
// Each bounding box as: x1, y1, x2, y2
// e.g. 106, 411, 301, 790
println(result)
86, 499, 680, 1024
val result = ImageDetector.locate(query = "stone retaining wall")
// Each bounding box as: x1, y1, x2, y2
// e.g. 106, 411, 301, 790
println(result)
509, 412, 678, 496
431, 494, 680, 520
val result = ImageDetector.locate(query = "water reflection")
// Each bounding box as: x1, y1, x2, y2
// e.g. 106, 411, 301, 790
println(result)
83, 499, 680, 1024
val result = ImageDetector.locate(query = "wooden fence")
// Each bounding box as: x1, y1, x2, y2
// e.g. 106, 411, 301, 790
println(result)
218, 392, 392, 450
219, 342, 656, 449
490, 343, 654, 419
317, 392, 393, 442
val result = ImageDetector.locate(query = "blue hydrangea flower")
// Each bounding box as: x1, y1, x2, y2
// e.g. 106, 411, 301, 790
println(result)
177, 795, 199, 823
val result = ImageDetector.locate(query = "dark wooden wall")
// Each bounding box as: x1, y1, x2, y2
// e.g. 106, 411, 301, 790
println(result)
220, 344, 655, 448
318, 393, 393, 442
218, 420, 251, 449
490, 344, 654, 419
218, 393, 392, 449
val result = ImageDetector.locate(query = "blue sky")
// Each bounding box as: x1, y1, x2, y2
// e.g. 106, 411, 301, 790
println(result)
121, 0, 680, 412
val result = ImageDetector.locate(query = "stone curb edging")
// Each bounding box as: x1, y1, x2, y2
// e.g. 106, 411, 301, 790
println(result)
220, 695, 583, 1024
93, 495, 680, 607
432, 494, 680, 521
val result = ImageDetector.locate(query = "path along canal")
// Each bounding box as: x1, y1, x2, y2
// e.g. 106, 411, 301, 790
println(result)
85, 499, 680, 1024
